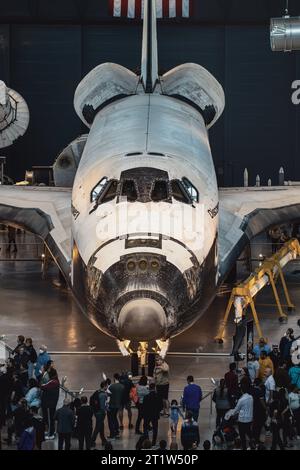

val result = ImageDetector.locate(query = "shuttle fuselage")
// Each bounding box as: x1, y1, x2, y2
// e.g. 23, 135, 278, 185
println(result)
71, 90, 220, 343
70, 0, 224, 347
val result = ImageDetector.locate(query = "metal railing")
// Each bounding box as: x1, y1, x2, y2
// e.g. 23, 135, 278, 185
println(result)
48, 350, 231, 358
0, 241, 44, 261
1, 338, 216, 416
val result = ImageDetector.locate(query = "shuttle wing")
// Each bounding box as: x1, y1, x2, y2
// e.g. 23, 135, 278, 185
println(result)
218, 186, 300, 282
0, 186, 72, 280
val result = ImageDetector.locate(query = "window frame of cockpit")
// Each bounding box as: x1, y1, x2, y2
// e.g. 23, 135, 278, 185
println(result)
90, 177, 109, 203
151, 179, 171, 203
171, 179, 192, 204
182, 177, 199, 203
118, 179, 139, 203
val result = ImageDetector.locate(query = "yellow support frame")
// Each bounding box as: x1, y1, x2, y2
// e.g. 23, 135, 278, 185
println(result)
215, 238, 300, 343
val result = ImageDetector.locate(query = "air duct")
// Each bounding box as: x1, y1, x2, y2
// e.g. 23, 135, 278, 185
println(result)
270, 16, 300, 52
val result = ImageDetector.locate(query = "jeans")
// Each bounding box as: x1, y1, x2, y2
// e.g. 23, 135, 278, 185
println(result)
293, 408, 300, 435
91, 411, 106, 445
42, 407, 56, 436
108, 408, 119, 437
27, 362, 35, 380
238, 422, 253, 450
135, 403, 144, 433
186, 408, 199, 422
271, 427, 285, 450
216, 409, 229, 428
58, 432, 71, 450
143, 418, 158, 446
252, 414, 266, 443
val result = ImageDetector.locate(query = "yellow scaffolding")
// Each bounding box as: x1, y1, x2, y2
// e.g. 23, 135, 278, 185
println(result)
215, 238, 300, 343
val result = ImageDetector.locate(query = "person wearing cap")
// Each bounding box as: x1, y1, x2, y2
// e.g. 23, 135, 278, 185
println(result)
253, 338, 271, 360
35, 346, 51, 381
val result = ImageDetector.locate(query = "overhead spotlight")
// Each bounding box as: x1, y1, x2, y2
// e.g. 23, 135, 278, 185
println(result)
270, 16, 300, 52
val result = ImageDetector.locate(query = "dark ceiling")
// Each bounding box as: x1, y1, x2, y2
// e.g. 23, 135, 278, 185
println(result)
0, 0, 299, 25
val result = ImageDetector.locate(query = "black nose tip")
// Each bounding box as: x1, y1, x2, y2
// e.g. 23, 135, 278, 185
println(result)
118, 298, 166, 341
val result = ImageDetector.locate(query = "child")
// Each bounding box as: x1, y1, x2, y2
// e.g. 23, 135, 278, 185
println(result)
170, 399, 184, 435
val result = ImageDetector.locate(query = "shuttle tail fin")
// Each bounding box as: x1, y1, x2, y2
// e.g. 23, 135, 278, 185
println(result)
141, 0, 159, 93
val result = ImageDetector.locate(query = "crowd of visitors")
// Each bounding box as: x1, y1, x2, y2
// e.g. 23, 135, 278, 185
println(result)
1, 329, 300, 451
212, 331, 300, 450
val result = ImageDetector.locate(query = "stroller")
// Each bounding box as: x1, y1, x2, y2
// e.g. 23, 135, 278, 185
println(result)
212, 415, 239, 450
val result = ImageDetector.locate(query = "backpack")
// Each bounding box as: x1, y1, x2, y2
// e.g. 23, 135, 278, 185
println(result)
129, 386, 139, 404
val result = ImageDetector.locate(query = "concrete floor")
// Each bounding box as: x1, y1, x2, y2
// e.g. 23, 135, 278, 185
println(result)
1, 231, 300, 450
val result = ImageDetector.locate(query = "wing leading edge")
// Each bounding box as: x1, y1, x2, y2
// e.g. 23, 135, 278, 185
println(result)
0, 186, 72, 281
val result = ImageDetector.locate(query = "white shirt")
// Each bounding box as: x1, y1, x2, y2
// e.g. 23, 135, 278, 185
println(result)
233, 393, 253, 423
265, 375, 276, 403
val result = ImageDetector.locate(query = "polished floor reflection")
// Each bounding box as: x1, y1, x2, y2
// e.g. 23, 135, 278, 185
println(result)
1, 230, 300, 449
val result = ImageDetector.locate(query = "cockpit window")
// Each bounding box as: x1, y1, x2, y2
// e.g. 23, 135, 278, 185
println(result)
182, 178, 199, 203
171, 180, 191, 204
120, 180, 138, 202
151, 180, 169, 202
91, 177, 108, 202
101, 180, 118, 204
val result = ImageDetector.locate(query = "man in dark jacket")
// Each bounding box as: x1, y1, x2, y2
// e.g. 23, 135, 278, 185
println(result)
25, 338, 37, 380
30, 406, 45, 450
119, 372, 134, 430
14, 346, 29, 371
274, 360, 291, 389
143, 383, 161, 446
279, 329, 294, 364
90, 381, 108, 447
107, 374, 124, 439
12, 335, 25, 356
41, 368, 60, 439
0, 365, 13, 429
180, 411, 200, 450
55, 399, 75, 450
77, 396, 93, 450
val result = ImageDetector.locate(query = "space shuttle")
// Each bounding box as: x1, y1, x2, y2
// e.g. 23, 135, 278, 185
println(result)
1, 0, 300, 358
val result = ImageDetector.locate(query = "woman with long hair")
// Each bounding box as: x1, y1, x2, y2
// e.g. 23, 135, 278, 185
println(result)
212, 378, 231, 427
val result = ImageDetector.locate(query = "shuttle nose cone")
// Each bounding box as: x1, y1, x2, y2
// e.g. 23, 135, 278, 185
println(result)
118, 298, 166, 341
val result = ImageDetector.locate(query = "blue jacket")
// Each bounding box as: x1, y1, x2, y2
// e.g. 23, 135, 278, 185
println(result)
289, 366, 300, 389
34, 351, 51, 378
25, 387, 41, 409
182, 383, 202, 410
